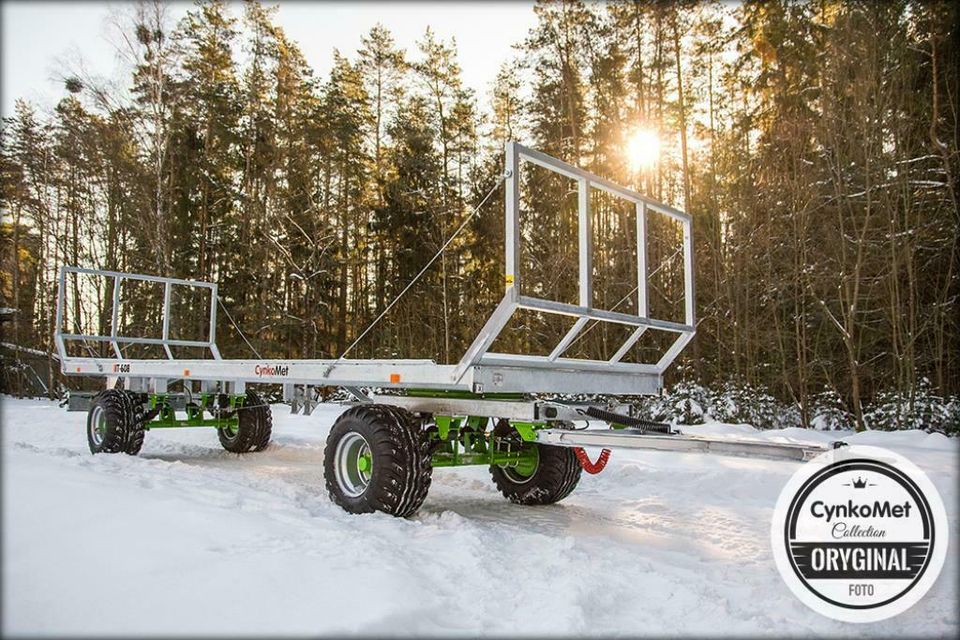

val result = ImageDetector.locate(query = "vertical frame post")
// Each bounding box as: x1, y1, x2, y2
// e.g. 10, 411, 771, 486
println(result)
161, 282, 174, 360
208, 285, 222, 360
54, 267, 67, 361
636, 202, 649, 318
110, 275, 122, 359
683, 217, 695, 327
578, 178, 592, 307
504, 141, 520, 293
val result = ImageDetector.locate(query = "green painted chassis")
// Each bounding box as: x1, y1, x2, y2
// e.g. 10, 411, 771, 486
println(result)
137, 390, 544, 470
143, 392, 245, 432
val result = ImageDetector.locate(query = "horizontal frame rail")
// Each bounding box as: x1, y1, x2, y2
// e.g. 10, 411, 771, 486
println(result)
60, 334, 210, 348
478, 353, 661, 374
516, 296, 693, 333
60, 266, 217, 290
512, 143, 692, 223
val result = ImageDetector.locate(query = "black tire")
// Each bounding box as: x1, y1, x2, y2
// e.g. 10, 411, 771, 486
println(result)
250, 392, 273, 452
121, 391, 146, 455
87, 389, 136, 454
323, 405, 432, 517
489, 418, 582, 505
217, 391, 272, 453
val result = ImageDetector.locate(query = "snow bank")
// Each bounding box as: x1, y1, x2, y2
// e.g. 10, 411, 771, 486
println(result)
2, 397, 956, 636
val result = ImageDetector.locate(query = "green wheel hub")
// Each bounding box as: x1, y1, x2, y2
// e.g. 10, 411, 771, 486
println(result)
500, 444, 539, 483
357, 453, 372, 473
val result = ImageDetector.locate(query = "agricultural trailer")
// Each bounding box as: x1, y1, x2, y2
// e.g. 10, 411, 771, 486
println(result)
55, 142, 831, 517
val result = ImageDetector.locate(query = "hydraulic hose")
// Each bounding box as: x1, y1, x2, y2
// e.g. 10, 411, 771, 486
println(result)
574, 447, 611, 474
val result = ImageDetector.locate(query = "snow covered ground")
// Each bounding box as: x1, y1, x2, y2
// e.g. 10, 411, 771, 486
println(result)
2, 395, 957, 637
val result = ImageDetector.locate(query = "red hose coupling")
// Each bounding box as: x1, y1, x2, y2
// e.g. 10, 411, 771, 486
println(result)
574, 447, 611, 474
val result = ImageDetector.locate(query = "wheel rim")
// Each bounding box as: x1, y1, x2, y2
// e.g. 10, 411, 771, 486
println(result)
334, 432, 373, 498
223, 421, 239, 438
89, 405, 106, 446
501, 446, 539, 484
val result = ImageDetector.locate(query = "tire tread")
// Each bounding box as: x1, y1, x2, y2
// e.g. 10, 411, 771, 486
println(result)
489, 419, 582, 505
324, 405, 432, 517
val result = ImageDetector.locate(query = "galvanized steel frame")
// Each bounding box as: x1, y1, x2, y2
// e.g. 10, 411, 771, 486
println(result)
452, 142, 696, 381
54, 142, 695, 396
56, 266, 222, 362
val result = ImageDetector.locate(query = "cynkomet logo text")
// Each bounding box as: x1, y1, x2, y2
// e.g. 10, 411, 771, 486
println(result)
810, 500, 912, 522
254, 364, 289, 377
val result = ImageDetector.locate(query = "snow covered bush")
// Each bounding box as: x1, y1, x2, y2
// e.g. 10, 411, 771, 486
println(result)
862, 391, 911, 431
642, 380, 800, 429
639, 380, 709, 425
862, 379, 957, 433
945, 397, 960, 436
636, 395, 669, 423
709, 380, 797, 429
810, 388, 855, 431
638, 379, 957, 434
777, 403, 803, 430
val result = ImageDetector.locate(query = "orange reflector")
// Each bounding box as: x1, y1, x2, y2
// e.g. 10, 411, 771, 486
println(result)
389, 373, 401, 384
183, 369, 190, 377
76, 367, 81, 372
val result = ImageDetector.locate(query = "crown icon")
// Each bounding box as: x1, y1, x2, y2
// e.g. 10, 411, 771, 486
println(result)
852, 477, 867, 489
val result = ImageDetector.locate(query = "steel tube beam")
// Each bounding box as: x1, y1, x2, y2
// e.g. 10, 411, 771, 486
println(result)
505, 142, 521, 291
207, 286, 221, 360
161, 282, 173, 359
657, 332, 695, 372
61, 266, 216, 290
110, 276, 122, 359
578, 177, 592, 307
512, 143, 692, 223
55, 268, 67, 361
480, 352, 660, 374
548, 317, 589, 361
535, 429, 827, 462
516, 295, 692, 333
637, 202, 648, 318
60, 334, 210, 348
683, 218, 696, 327
452, 291, 517, 382
609, 326, 647, 364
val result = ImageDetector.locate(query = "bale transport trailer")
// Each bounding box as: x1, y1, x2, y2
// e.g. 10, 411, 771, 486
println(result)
56, 142, 830, 517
